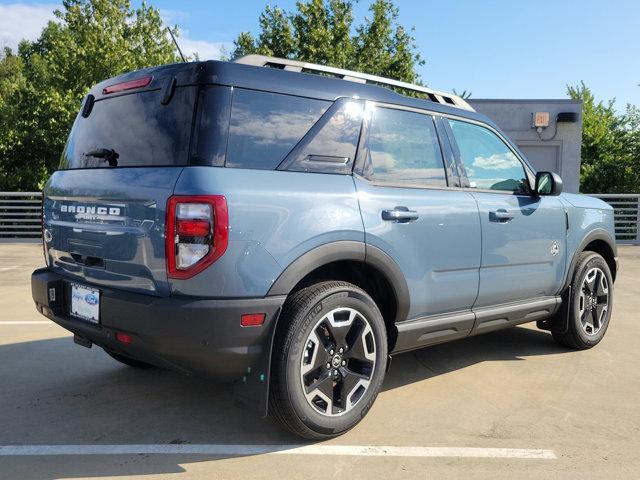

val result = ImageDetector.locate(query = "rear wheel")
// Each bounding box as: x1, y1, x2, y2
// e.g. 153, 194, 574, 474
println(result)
552, 252, 613, 349
269, 281, 388, 439
104, 349, 155, 369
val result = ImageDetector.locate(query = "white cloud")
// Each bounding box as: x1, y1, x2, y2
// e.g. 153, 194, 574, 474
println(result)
0, 3, 57, 51
161, 11, 231, 60
0, 3, 231, 61
473, 152, 520, 170
159, 8, 190, 26
178, 37, 231, 60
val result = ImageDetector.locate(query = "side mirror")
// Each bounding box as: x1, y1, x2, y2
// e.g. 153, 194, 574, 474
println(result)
534, 171, 563, 196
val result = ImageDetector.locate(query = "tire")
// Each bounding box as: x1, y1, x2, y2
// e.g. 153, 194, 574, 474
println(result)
552, 251, 613, 350
104, 349, 155, 369
269, 281, 388, 439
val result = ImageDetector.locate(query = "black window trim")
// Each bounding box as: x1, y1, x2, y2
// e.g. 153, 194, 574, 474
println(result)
353, 101, 457, 190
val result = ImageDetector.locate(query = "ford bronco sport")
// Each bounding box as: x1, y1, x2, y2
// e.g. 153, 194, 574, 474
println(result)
32, 55, 618, 439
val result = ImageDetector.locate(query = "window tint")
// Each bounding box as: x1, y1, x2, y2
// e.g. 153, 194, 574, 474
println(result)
226, 89, 330, 170
448, 119, 529, 193
60, 87, 195, 169
367, 107, 446, 186
281, 98, 364, 174
193, 85, 232, 166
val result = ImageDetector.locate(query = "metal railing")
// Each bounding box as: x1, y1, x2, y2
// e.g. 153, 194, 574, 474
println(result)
589, 194, 640, 245
0, 192, 42, 239
0, 191, 638, 244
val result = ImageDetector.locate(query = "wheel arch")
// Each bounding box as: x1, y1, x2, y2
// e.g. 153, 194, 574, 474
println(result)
267, 241, 410, 351
564, 229, 618, 290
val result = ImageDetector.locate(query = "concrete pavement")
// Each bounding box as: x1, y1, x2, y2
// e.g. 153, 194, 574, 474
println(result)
0, 243, 639, 479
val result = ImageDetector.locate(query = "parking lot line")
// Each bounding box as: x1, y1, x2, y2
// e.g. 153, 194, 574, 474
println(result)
0, 321, 53, 325
0, 444, 557, 459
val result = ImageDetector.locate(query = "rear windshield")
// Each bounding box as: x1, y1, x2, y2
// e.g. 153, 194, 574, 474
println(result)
60, 86, 196, 169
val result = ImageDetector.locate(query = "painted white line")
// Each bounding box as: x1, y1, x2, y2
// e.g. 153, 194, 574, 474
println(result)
0, 266, 18, 272
0, 445, 556, 459
0, 321, 53, 325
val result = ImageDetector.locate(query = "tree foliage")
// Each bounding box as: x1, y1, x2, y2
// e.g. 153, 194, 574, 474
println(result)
231, 0, 424, 84
568, 82, 640, 193
0, 0, 179, 190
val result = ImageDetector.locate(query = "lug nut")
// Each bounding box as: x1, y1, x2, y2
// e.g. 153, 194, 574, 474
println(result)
326, 363, 331, 369
329, 349, 334, 355
339, 347, 343, 354
342, 360, 346, 366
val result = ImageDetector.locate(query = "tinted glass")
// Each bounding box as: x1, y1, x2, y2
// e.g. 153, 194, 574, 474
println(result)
368, 107, 446, 186
281, 99, 364, 174
226, 89, 330, 170
448, 119, 529, 193
192, 85, 232, 166
60, 87, 195, 169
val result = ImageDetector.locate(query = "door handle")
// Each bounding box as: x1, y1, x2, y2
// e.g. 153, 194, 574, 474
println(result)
490, 209, 515, 223
382, 207, 419, 223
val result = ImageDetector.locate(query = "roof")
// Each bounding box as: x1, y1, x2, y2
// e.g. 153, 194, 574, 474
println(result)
87, 59, 494, 126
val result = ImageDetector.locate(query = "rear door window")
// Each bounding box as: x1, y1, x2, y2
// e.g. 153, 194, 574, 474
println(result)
60, 87, 196, 169
365, 107, 447, 186
225, 89, 330, 170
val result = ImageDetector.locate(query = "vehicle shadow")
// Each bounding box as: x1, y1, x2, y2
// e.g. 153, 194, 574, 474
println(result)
0, 325, 567, 479
383, 325, 566, 392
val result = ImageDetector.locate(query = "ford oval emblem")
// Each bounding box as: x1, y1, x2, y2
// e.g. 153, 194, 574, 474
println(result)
84, 293, 98, 305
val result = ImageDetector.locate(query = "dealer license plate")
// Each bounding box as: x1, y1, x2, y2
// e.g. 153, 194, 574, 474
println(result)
70, 283, 100, 324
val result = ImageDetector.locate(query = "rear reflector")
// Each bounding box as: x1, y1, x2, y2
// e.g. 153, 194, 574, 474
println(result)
177, 218, 211, 237
102, 76, 153, 95
116, 332, 132, 344
241, 313, 266, 327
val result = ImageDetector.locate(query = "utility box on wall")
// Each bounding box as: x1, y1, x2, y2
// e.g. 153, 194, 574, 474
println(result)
468, 99, 583, 193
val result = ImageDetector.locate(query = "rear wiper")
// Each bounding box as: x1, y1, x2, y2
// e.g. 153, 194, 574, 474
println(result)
85, 148, 119, 167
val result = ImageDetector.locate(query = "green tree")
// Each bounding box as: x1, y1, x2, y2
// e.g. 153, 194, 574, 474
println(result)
0, 0, 179, 190
568, 82, 640, 193
231, 0, 424, 84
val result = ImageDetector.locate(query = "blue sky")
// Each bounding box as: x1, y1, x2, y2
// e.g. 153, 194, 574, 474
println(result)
1, 0, 639, 107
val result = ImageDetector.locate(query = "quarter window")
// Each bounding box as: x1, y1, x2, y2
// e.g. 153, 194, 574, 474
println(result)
226, 89, 329, 170
448, 119, 529, 193
367, 107, 447, 186
280, 98, 364, 174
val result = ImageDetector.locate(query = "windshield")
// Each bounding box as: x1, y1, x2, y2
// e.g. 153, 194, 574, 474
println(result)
60, 86, 196, 169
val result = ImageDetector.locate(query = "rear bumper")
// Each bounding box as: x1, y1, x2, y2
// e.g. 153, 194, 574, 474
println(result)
31, 268, 285, 382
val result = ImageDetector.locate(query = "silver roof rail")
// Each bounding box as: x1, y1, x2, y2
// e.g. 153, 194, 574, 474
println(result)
233, 54, 474, 112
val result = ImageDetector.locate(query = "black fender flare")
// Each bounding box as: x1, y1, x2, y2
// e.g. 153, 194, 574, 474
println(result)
267, 240, 410, 323
235, 241, 410, 418
562, 228, 617, 291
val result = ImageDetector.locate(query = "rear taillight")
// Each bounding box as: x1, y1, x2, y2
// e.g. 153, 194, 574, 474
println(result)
165, 195, 228, 279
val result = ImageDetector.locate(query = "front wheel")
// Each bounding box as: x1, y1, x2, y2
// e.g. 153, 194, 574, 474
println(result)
269, 281, 388, 439
552, 252, 613, 349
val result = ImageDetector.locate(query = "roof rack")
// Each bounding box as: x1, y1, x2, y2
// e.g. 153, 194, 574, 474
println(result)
233, 54, 474, 112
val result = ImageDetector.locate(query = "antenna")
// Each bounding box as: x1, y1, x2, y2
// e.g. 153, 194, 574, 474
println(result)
166, 26, 186, 62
